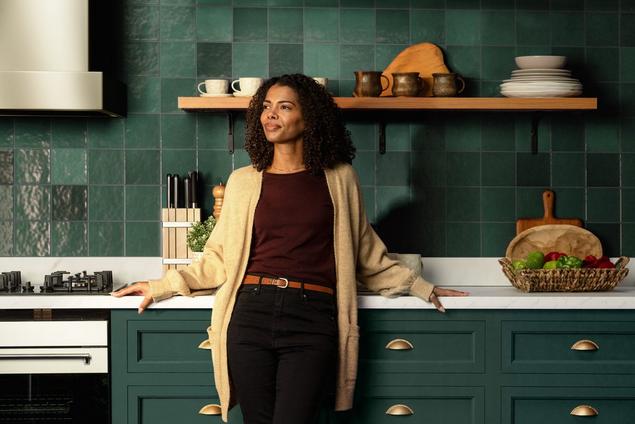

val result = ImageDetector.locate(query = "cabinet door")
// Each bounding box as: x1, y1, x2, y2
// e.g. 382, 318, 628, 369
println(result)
503, 387, 635, 424
502, 320, 635, 374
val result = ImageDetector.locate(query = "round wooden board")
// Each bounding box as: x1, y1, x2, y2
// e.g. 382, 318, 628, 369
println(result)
505, 224, 602, 260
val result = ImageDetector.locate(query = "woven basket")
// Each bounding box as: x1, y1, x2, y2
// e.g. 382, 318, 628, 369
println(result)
499, 257, 630, 292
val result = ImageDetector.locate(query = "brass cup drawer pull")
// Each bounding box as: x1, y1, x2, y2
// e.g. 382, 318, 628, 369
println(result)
570, 339, 599, 351
198, 339, 211, 349
385, 338, 414, 350
385, 404, 414, 416
570, 404, 598, 416
199, 404, 222, 415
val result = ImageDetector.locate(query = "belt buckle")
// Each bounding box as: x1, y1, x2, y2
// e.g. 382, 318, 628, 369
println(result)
273, 277, 289, 288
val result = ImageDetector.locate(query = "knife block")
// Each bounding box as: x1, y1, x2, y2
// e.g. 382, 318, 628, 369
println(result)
161, 208, 201, 272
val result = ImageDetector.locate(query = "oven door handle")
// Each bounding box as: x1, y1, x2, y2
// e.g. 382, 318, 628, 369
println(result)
0, 353, 92, 364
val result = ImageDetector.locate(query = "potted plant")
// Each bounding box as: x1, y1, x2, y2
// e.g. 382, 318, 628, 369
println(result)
186, 215, 216, 262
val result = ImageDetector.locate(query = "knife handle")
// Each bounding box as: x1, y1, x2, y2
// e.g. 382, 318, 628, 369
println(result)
166, 174, 173, 208
173, 175, 180, 208
189, 171, 198, 207
184, 177, 191, 208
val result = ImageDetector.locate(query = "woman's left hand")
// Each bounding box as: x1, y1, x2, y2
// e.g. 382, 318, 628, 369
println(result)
429, 287, 469, 313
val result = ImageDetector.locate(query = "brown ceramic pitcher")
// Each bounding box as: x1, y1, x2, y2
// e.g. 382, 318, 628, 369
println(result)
391, 72, 425, 97
353, 71, 389, 97
432, 73, 466, 97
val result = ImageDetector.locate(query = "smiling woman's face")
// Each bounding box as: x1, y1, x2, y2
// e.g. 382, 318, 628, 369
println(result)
260, 84, 305, 145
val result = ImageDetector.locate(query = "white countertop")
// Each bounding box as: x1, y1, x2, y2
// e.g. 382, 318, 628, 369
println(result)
4, 286, 635, 310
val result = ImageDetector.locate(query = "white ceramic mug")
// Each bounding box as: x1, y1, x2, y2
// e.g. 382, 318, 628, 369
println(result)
231, 77, 263, 96
313, 77, 328, 86
197, 79, 229, 95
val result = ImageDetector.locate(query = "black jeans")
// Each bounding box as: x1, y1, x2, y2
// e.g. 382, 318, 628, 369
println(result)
227, 283, 338, 424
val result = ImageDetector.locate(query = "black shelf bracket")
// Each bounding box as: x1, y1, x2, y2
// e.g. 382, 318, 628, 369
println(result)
227, 112, 234, 154
530, 112, 542, 155
378, 121, 386, 154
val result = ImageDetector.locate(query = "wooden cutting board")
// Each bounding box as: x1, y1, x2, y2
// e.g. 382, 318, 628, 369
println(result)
516, 190, 583, 235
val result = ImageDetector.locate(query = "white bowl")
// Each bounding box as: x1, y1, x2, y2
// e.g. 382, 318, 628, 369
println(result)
515, 55, 567, 69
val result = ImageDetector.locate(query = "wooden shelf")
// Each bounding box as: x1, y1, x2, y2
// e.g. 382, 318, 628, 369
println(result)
179, 96, 597, 111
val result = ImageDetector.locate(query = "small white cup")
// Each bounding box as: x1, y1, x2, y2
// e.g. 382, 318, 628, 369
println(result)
231, 77, 263, 96
197, 79, 229, 95
313, 77, 328, 86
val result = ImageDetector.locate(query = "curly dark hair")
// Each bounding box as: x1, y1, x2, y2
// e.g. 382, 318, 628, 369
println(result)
244, 74, 355, 174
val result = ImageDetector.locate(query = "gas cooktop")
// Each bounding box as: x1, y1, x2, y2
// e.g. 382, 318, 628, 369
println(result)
0, 270, 116, 295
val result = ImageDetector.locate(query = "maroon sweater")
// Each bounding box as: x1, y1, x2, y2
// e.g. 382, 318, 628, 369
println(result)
245, 170, 336, 289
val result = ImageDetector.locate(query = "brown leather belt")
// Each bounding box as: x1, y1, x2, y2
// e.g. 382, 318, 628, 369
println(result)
242, 274, 334, 295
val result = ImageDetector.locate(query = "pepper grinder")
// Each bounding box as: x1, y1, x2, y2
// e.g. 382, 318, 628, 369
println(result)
212, 182, 225, 220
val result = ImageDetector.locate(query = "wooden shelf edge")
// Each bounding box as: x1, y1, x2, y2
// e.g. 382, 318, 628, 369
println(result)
178, 96, 597, 111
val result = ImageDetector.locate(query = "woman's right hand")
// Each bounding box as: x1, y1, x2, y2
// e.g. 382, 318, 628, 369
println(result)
111, 281, 154, 314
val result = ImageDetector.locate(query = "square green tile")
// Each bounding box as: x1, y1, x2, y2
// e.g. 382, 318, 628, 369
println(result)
0, 222, 12, 255
412, 186, 445, 221
122, 42, 159, 76
161, 78, 195, 113
551, 115, 584, 151
198, 150, 233, 185
482, 223, 515, 257
621, 13, 635, 46
481, 11, 514, 46
15, 149, 50, 184
197, 43, 232, 78
516, 153, 550, 186
587, 188, 619, 222
623, 188, 635, 221
411, 150, 446, 186
15, 185, 50, 221
385, 123, 410, 151
481, 46, 515, 81
586, 12, 618, 46
52, 120, 86, 148
550, 12, 584, 46
269, 8, 302, 43
375, 186, 410, 221
376, 0, 408, 7
340, 44, 374, 80
341, 9, 374, 44
411, 120, 445, 152
87, 119, 124, 148
585, 47, 618, 82
269, 44, 303, 76
352, 151, 375, 186
481, 114, 515, 151
446, 187, 480, 221
587, 153, 619, 187
126, 222, 160, 256
551, 152, 585, 187
377, 152, 409, 185
124, 5, 160, 40
52, 185, 87, 221
198, 0, 230, 4
197, 7, 232, 41
516, 11, 550, 45
162, 149, 196, 178
268, 0, 302, 5
235, 0, 266, 5
550, 188, 584, 219
410, 10, 444, 45
445, 46, 481, 83
125, 115, 160, 148
515, 115, 550, 152
346, 121, 376, 151
52, 149, 87, 185
15, 221, 49, 256
445, 115, 481, 151
446, 0, 480, 7
621, 47, 635, 82
446, 152, 480, 186
0, 150, 13, 184
620, 83, 635, 117
479, 81, 500, 97
481, 0, 514, 7
198, 114, 231, 149
304, 0, 337, 6
89, 150, 124, 184
232, 43, 268, 77
586, 223, 619, 256
51, 221, 87, 256
0, 119, 13, 147
233, 149, 252, 169
304, 8, 339, 42
446, 10, 481, 46
446, 223, 480, 257
376, 9, 409, 44
160, 42, 195, 77
622, 118, 635, 152
410, 0, 445, 7
89, 222, 124, 256
161, 6, 195, 40
516, 0, 548, 8
0, 186, 12, 220
516, 187, 547, 217
550, 0, 583, 9
234, 8, 267, 42
586, 0, 617, 10
622, 223, 635, 256
89, 186, 124, 221
127, 76, 161, 114
375, 44, 406, 70
481, 187, 515, 221
125, 150, 160, 184
162, 114, 196, 148
415, 222, 446, 257
304, 44, 339, 79
15, 119, 50, 148
126, 186, 160, 220
621, 153, 635, 186
586, 116, 619, 153
482, 152, 515, 186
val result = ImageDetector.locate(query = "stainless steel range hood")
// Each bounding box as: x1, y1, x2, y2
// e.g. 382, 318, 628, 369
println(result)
0, 0, 125, 117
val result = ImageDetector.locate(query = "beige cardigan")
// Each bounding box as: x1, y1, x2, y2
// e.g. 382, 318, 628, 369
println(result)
149, 163, 435, 422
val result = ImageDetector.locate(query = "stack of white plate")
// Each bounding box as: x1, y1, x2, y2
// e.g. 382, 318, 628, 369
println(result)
500, 56, 582, 98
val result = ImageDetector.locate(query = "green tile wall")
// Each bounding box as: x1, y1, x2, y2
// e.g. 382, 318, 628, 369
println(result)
2, 0, 635, 257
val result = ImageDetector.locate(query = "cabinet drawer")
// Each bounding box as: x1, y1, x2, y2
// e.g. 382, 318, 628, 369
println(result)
502, 321, 635, 374
351, 386, 484, 424
503, 387, 635, 424
359, 319, 485, 373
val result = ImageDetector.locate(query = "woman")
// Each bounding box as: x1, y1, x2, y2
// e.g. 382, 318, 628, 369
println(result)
113, 74, 468, 424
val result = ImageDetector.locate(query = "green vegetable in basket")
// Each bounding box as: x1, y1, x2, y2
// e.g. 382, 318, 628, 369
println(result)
543, 260, 558, 270
525, 251, 545, 269
512, 259, 527, 270
556, 255, 583, 269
